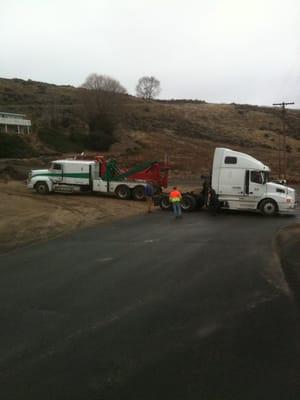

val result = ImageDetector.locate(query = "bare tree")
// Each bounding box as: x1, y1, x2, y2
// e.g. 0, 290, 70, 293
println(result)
136, 76, 161, 100
81, 73, 127, 116
80, 73, 127, 150
82, 73, 127, 94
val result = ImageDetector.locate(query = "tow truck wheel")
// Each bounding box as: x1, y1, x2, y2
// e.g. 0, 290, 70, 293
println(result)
115, 185, 131, 200
181, 194, 197, 212
132, 185, 145, 201
259, 199, 277, 216
160, 196, 172, 211
35, 182, 49, 195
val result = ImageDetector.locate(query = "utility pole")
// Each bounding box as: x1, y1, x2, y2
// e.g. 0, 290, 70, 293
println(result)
272, 101, 294, 180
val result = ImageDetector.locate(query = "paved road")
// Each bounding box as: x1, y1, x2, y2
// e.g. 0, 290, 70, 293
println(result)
0, 210, 300, 400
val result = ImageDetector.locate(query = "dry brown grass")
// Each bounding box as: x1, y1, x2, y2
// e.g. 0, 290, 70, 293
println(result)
114, 100, 300, 181
0, 181, 149, 253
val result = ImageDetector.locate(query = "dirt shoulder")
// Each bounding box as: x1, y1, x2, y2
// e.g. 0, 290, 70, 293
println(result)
276, 224, 300, 304
0, 181, 149, 253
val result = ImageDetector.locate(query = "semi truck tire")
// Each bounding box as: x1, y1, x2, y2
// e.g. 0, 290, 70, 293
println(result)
159, 195, 172, 211
196, 194, 205, 209
152, 182, 162, 195
259, 199, 278, 216
115, 185, 131, 200
181, 194, 197, 212
35, 181, 49, 195
132, 185, 145, 201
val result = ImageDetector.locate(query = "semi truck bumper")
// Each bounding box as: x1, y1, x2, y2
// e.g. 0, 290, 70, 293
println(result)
27, 180, 34, 189
278, 202, 297, 214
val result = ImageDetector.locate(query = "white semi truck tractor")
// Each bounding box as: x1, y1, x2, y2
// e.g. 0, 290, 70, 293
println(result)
211, 148, 296, 215
159, 147, 297, 216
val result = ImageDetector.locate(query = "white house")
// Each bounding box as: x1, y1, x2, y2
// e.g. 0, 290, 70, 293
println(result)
0, 112, 31, 134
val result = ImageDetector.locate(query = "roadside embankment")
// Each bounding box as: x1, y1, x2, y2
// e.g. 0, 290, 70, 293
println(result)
276, 224, 300, 304
0, 181, 147, 253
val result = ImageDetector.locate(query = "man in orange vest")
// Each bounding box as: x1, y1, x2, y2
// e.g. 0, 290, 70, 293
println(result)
169, 186, 182, 218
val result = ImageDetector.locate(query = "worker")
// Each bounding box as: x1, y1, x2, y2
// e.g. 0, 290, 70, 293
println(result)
169, 186, 182, 218
201, 175, 209, 207
144, 182, 154, 213
208, 187, 220, 216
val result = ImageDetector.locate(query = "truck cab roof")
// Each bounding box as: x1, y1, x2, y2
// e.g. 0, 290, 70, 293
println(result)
213, 148, 270, 171
52, 160, 95, 165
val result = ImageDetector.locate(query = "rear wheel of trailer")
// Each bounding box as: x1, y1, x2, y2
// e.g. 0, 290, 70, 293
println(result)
181, 194, 197, 212
159, 195, 172, 211
115, 184, 131, 200
132, 185, 145, 201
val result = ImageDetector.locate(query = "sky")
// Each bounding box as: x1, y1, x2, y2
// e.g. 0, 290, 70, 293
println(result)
1, 0, 300, 107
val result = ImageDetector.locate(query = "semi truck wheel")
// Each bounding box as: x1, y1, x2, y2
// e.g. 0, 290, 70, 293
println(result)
115, 185, 131, 200
35, 182, 49, 195
132, 185, 145, 201
181, 194, 197, 212
259, 199, 278, 216
152, 182, 161, 195
159, 195, 172, 211
196, 194, 205, 209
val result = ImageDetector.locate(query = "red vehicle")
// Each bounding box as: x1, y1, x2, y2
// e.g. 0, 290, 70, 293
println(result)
75, 154, 169, 194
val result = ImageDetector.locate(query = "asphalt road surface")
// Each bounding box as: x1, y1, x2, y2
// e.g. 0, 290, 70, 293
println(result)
1, 209, 300, 400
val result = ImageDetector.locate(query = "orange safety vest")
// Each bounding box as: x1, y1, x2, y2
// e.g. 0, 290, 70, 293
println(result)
169, 190, 182, 203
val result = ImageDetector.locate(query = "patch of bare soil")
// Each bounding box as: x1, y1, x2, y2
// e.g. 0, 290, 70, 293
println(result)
0, 181, 148, 253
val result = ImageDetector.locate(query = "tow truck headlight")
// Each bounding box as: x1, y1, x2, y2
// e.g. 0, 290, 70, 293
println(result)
286, 197, 292, 203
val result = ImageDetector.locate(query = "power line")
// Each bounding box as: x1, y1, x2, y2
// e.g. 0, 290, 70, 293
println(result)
272, 101, 295, 180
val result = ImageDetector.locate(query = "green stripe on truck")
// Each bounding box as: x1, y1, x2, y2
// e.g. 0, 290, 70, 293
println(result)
32, 173, 90, 178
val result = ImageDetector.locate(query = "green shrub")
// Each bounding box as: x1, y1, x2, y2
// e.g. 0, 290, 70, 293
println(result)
38, 127, 85, 152
69, 129, 88, 145
86, 114, 117, 151
86, 130, 116, 151
0, 134, 37, 158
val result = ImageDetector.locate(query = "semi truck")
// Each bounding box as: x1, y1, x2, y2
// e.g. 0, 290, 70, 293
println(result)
159, 147, 297, 216
27, 157, 169, 200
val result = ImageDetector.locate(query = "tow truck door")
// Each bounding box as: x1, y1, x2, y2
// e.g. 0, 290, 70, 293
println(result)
51, 163, 63, 182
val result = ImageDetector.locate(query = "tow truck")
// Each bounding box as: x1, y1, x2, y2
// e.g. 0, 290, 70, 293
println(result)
27, 156, 169, 200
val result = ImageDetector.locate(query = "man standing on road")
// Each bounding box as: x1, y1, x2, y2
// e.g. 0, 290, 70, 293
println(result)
169, 186, 182, 218
145, 182, 154, 213
201, 175, 209, 207
208, 187, 220, 216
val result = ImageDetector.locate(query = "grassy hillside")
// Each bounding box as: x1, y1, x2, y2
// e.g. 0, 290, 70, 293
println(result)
1, 77, 300, 180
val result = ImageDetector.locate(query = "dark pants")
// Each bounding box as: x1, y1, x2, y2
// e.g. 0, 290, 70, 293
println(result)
209, 201, 219, 216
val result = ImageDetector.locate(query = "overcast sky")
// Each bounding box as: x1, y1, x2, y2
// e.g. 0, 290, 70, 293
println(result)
1, 0, 300, 106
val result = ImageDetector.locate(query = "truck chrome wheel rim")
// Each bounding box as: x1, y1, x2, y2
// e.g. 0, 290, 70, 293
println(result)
135, 188, 144, 200
181, 199, 190, 210
161, 198, 170, 208
38, 185, 46, 193
119, 189, 127, 198
264, 203, 275, 214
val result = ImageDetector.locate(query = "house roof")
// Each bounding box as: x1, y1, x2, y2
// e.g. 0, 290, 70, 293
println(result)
0, 112, 26, 117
